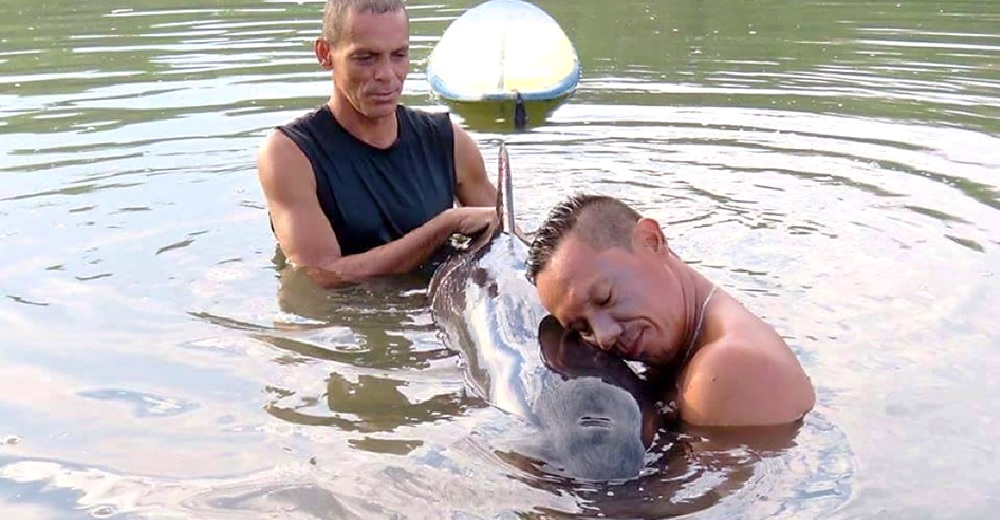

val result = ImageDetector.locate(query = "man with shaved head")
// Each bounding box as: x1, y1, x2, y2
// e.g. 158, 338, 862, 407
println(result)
527, 194, 815, 427
257, 0, 499, 288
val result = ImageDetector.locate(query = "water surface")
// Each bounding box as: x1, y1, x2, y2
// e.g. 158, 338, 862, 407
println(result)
1, 0, 999, 518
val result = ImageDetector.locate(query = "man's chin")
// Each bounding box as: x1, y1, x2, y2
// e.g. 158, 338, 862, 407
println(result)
368, 96, 400, 111
351, 99, 398, 119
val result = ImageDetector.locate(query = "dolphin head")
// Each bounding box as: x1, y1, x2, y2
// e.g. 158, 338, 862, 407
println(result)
533, 314, 662, 481
535, 377, 647, 481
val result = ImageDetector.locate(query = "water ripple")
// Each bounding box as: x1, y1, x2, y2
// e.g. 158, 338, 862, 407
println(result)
2, 0, 999, 517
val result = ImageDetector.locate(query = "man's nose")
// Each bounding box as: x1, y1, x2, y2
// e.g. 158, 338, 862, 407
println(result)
591, 316, 622, 351
374, 57, 393, 81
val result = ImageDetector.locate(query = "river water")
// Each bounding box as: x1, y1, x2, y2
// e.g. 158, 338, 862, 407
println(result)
1, 0, 998, 518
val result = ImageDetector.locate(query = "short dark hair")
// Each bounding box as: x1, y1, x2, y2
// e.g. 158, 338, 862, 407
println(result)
526, 194, 642, 285
322, 0, 407, 46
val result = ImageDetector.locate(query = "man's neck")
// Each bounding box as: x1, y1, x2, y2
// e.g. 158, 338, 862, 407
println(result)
328, 97, 398, 149
672, 260, 718, 364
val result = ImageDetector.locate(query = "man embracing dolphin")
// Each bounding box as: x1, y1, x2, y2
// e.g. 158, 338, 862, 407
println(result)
428, 144, 662, 481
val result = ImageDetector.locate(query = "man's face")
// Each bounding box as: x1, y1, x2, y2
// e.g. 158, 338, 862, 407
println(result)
323, 9, 409, 119
535, 231, 686, 367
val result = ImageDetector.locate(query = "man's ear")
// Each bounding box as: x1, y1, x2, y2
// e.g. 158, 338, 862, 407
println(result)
314, 38, 333, 70
631, 218, 668, 254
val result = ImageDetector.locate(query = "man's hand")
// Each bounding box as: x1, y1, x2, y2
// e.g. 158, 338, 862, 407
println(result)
447, 206, 497, 236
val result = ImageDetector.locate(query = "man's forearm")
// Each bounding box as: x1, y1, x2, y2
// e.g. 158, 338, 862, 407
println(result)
304, 212, 455, 288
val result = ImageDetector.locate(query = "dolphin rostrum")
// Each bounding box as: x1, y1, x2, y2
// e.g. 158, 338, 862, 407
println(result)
428, 143, 663, 481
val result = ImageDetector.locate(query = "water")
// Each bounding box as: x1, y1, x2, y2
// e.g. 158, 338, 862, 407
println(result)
1, 0, 998, 518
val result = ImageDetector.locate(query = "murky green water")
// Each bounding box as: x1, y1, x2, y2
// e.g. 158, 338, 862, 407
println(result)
2, 0, 998, 518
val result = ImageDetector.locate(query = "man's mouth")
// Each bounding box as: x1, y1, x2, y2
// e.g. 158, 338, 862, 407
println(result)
619, 327, 644, 360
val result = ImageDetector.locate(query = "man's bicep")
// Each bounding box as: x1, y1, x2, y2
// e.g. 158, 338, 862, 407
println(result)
269, 195, 342, 267
451, 122, 497, 207
257, 132, 342, 266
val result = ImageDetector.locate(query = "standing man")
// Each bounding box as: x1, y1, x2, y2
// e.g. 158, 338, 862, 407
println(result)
257, 0, 499, 288
526, 194, 816, 428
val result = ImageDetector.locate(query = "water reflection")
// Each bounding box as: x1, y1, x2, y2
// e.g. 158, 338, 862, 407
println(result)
256, 256, 475, 458
442, 97, 570, 133
264, 369, 469, 437
268, 257, 444, 369
2, 0, 999, 517
487, 418, 813, 519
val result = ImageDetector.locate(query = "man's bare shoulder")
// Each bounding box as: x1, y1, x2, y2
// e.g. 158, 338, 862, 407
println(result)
257, 129, 315, 197
677, 295, 816, 427
258, 129, 308, 170
450, 120, 480, 170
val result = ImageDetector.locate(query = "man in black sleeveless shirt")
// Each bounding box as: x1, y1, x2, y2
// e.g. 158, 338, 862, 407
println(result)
257, 0, 498, 288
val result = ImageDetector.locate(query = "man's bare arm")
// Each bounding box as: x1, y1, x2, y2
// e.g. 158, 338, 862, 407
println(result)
450, 121, 538, 240
452, 122, 498, 207
257, 131, 492, 288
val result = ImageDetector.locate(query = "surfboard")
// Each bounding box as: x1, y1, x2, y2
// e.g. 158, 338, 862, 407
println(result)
426, 0, 581, 102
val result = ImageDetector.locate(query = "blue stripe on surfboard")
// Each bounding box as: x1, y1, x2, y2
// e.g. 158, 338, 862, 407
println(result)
427, 63, 580, 102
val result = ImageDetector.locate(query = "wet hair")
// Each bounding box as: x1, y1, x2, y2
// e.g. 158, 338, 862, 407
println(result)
322, 0, 407, 46
526, 194, 642, 285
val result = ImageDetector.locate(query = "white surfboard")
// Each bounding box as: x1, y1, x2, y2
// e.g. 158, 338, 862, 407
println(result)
426, 0, 581, 102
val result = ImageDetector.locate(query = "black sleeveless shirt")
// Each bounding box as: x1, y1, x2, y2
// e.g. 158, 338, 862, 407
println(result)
277, 104, 457, 257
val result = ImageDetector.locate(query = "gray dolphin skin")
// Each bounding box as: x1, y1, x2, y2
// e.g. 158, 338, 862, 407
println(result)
428, 144, 661, 481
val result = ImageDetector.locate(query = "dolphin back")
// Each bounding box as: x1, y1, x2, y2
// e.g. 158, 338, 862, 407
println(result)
428, 142, 546, 420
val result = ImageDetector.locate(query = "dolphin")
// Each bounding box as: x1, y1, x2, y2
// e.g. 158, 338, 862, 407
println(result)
428, 144, 664, 481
